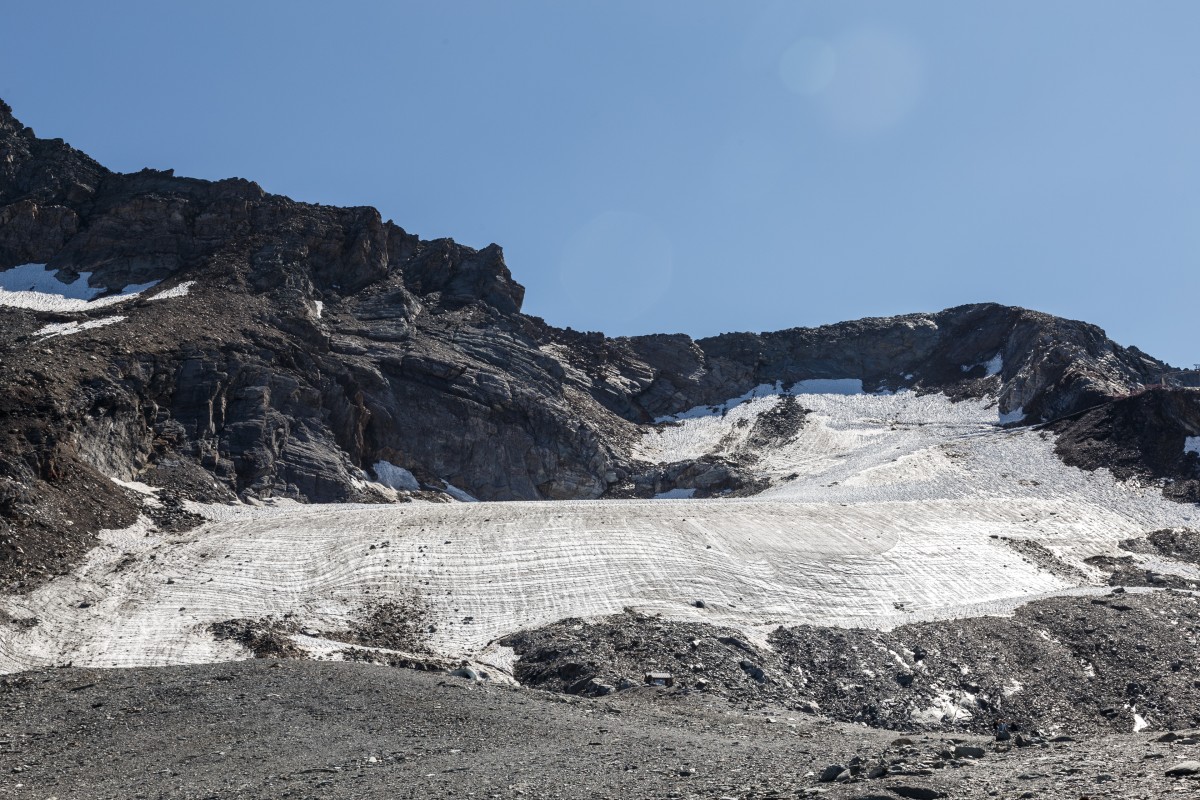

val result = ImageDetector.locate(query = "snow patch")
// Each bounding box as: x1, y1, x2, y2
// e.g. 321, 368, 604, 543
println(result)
0, 264, 159, 311
962, 354, 1003, 376
656, 382, 781, 423
654, 488, 697, 499
34, 316, 126, 339
999, 406, 1026, 426
109, 477, 162, 496
147, 281, 194, 301
314, 300, 324, 318
373, 461, 420, 491
1133, 712, 1149, 733
911, 691, 974, 725
655, 378, 864, 423
109, 477, 163, 509
1185, 437, 1200, 456
442, 482, 478, 502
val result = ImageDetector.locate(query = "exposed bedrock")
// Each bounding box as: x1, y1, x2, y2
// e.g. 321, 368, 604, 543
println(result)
620, 303, 1165, 424
1051, 388, 1200, 502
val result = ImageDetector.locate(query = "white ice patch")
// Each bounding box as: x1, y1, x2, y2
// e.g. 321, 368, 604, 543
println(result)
639, 388, 999, 470
962, 354, 1003, 376
314, 300, 324, 318
33, 316, 126, 339
373, 461, 420, 491
0, 264, 159, 311
655, 378, 864, 423
110, 477, 163, 496
911, 692, 975, 725
654, 487, 697, 499
657, 382, 781, 423
999, 406, 1026, 426
147, 281, 194, 301
442, 482, 478, 502
108, 477, 163, 508
1186, 437, 1200, 456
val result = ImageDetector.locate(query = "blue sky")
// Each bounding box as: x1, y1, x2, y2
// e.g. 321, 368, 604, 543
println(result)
2, 1, 1197, 366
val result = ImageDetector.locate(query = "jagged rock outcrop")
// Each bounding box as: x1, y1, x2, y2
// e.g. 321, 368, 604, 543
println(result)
0, 97, 1192, 590
1051, 388, 1200, 502
615, 303, 1166, 424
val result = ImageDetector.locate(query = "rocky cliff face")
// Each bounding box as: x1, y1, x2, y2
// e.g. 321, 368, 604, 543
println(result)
0, 98, 1191, 590
1051, 388, 1200, 503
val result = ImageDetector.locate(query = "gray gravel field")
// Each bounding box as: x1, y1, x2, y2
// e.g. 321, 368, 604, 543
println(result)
2, 660, 1199, 799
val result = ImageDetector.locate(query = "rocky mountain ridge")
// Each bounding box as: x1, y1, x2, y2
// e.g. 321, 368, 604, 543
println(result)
2, 98, 1199, 591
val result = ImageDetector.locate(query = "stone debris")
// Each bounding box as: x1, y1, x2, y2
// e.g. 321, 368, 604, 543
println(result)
502, 591, 1200, 737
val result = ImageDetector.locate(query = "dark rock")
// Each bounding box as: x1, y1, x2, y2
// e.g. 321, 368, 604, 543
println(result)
1083, 554, 1196, 590
209, 617, 301, 659
1122, 529, 1200, 567
1165, 760, 1200, 777
886, 786, 945, 799
739, 659, 767, 683
1051, 390, 1200, 504
818, 763, 846, 782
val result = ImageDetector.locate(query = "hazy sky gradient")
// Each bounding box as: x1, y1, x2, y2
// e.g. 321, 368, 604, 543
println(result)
2, 1, 1197, 365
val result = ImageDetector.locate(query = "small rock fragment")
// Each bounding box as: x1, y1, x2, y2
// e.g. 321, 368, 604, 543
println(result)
1166, 760, 1200, 777
818, 764, 845, 782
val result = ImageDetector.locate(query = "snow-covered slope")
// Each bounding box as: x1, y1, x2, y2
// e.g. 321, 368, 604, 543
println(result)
2, 390, 1195, 675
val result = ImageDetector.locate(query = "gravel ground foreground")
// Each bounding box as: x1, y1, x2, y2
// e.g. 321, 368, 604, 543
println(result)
2, 660, 1199, 799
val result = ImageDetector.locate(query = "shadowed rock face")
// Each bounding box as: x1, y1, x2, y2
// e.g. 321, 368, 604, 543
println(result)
0, 97, 1189, 589
1051, 388, 1200, 502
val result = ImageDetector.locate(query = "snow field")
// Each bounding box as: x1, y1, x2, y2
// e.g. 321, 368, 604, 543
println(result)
1, 391, 1196, 675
